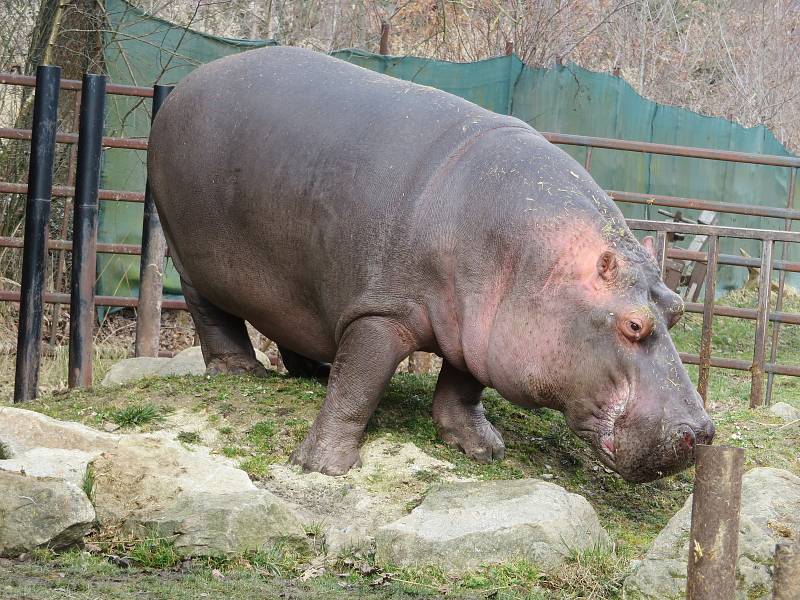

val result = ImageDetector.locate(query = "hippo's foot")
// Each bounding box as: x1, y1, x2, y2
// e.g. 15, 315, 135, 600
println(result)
289, 431, 362, 476
436, 415, 506, 462
432, 361, 505, 462
206, 354, 269, 378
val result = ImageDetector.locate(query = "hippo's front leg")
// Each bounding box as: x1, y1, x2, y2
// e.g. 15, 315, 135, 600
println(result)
289, 316, 414, 475
432, 361, 505, 462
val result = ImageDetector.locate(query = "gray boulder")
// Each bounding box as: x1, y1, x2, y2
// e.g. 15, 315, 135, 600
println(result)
90, 433, 257, 523
375, 478, 610, 571
0, 470, 95, 557
769, 402, 800, 422
140, 490, 305, 557
101, 356, 171, 386
101, 346, 271, 386
624, 467, 800, 599
0, 447, 96, 489
0, 406, 119, 456
265, 437, 458, 554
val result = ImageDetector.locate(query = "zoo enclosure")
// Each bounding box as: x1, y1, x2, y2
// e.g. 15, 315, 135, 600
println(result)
1, 69, 799, 406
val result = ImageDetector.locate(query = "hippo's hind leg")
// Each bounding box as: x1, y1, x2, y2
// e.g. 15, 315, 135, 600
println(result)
278, 345, 331, 380
432, 361, 505, 462
179, 275, 269, 377
289, 316, 414, 475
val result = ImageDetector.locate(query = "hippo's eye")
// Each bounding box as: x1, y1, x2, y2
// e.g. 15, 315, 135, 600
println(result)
620, 316, 653, 342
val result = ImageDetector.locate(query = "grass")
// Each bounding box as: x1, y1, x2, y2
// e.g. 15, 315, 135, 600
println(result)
0, 287, 798, 599
109, 403, 162, 427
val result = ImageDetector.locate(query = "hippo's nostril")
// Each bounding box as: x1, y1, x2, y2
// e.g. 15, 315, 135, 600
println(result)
695, 419, 715, 445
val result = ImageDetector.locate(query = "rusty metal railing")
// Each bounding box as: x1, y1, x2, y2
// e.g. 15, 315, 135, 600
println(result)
629, 219, 800, 406
1, 70, 799, 405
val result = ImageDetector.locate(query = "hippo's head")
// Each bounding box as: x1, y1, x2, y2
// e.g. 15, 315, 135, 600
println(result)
486, 224, 714, 483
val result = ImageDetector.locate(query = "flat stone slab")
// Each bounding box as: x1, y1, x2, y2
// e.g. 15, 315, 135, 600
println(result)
264, 437, 458, 554
101, 346, 271, 386
375, 478, 610, 571
0, 470, 96, 557
624, 467, 800, 599
769, 402, 800, 422
141, 489, 305, 557
90, 433, 257, 523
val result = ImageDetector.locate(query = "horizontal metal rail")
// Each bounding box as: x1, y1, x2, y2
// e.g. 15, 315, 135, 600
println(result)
0, 72, 153, 98
668, 247, 800, 274
0, 126, 147, 151
545, 132, 800, 169
0, 289, 186, 310
0, 181, 144, 202
610, 190, 800, 222
629, 219, 800, 242
0, 236, 144, 255
679, 353, 800, 377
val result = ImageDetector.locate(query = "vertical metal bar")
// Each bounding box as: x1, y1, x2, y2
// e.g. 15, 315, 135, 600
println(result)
655, 231, 667, 279
13, 65, 61, 403
697, 235, 718, 405
67, 74, 106, 389
773, 541, 800, 600
766, 167, 796, 405
686, 445, 745, 600
583, 146, 593, 172
750, 239, 774, 408
135, 84, 173, 357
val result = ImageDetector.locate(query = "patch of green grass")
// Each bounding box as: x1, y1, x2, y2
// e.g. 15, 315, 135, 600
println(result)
177, 430, 202, 445
81, 465, 94, 499
0, 440, 11, 459
109, 403, 161, 427
129, 531, 181, 569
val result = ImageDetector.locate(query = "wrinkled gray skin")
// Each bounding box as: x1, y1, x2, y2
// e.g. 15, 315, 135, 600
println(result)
148, 47, 714, 482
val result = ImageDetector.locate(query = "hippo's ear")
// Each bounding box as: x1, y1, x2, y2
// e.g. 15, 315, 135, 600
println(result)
597, 251, 618, 282
641, 236, 657, 259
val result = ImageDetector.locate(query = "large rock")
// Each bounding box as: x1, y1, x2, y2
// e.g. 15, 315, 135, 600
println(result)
90, 433, 257, 523
101, 346, 271, 386
0, 406, 119, 456
264, 437, 458, 554
141, 490, 305, 557
624, 467, 800, 599
0, 448, 96, 489
769, 402, 800, 422
374, 478, 610, 571
0, 470, 95, 557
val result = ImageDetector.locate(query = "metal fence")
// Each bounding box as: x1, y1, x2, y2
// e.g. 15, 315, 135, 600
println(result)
1, 69, 799, 405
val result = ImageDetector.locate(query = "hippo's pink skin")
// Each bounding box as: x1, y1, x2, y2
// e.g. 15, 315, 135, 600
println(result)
148, 46, 713, 481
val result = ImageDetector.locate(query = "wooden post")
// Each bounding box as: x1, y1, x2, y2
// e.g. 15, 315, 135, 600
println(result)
134, 84, 172, 357
379, 21, 390, 55
772, 541, 800, 600
686, 444, 745, 600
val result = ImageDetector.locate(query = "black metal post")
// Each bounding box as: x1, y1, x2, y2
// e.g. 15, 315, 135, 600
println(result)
135, 84, 173, 357
68, 73, 106, 389
14, 65, 61, 403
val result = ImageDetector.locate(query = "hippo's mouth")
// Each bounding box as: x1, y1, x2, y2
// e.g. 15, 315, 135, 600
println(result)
577, 379, 632, 470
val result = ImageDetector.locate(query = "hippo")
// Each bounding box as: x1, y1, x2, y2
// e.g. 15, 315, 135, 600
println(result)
148, 46, 714, 482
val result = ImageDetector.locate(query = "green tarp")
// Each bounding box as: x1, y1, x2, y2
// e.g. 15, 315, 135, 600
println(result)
101, 0, 798, 299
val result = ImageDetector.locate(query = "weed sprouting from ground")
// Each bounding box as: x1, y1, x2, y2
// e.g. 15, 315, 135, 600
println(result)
0, 440, 11, 459
129, 532, 181, 569
110, 403, 161, 427
176, 430, 202, 444
81, 465, 94, 499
